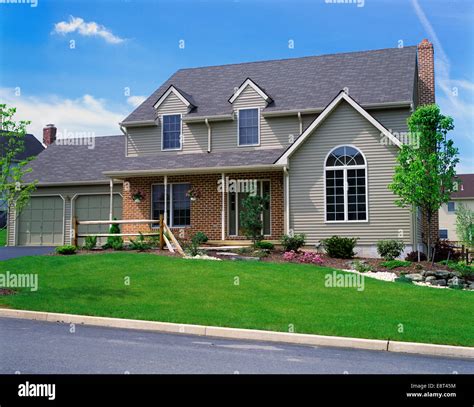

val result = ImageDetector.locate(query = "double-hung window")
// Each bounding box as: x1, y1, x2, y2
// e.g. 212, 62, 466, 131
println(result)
238, 108, 259, 146
325, 145, 367, 222
152, 183, 191, 227
162, 114, 182, 150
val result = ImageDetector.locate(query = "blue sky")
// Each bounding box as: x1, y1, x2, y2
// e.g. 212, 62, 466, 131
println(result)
0, 0, 473, 171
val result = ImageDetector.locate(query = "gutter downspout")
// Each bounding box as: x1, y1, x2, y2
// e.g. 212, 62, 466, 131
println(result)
284, 166, 290, 235
221, 173, 225, 241
297, 112, 303, 135
109, 179, 114, 221
205, 118, 212, 153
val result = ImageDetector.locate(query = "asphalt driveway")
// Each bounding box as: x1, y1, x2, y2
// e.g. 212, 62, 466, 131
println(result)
0, 246, 55, 261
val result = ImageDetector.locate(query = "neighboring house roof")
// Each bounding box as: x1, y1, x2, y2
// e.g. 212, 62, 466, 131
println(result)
452, 174, 474, 199
23, 135, 285, 184
0, 133, 45, 161
123, 46, 417, 123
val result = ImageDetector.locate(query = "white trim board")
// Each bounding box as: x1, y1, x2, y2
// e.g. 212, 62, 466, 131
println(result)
228, 78, 273, 104
276, 91, 401, 165
153, 85, 195, 110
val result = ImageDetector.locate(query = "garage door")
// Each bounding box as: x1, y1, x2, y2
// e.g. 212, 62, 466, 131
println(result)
18, 196, 64, 246
75, 195, 122, 244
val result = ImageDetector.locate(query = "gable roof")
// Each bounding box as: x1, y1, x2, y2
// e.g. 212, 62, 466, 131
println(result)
453, 174, 474, 199
0, 133, 44, 161
228, 78, 273, 104
122, 46, 417, 124
276, 91, 401, 164
153, 85, 196, 111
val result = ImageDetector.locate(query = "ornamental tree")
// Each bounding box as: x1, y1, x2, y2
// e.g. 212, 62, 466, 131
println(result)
0, 104, 37, 223
239, 193, 269, 248
388, 104, 458, 259
456, 204, 474, 247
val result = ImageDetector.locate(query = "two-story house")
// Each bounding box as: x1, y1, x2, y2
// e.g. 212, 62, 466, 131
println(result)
6, 40, 437, 256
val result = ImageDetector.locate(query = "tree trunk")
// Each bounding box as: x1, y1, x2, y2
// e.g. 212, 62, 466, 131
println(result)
427, 211, 432, 261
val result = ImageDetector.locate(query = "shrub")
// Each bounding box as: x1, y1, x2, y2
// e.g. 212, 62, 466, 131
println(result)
376, 239, 405, 261
83, 236, 97, 250
322, 236, 358, 259
405, 251, 427, 262
56, 245, 77, 255
281, 233, 306, 252
192, 232, 208, 245
103, 218, 123, 250
282, 250, 323, 265
239, 194, 268, 247
441, 260, 474, 279
129, 232, 151, 251
395, 275, 412, 284
432, 240, 460, 263
380, 260, 411, 270
352, 260, 373, 273
255, 241, 274, 251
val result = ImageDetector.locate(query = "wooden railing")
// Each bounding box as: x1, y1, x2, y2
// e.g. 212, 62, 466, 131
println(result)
72, 214, 184, 255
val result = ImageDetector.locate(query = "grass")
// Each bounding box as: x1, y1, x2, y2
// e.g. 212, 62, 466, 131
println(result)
0, 228, 6, 247
0, 253, 473, 346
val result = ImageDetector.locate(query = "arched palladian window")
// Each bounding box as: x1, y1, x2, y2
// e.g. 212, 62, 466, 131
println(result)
325, 145, 367, 222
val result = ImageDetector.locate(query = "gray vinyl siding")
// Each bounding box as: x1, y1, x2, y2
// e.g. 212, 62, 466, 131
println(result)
289, 100, 413, 246
7, 184, 122, 246
126, 92, 208, 156
370, 108, 411, 134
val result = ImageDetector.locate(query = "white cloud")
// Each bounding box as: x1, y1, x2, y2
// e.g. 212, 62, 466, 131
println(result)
54, 16, 125, 44
0, 87, 127, 140
127, 95, 147, 108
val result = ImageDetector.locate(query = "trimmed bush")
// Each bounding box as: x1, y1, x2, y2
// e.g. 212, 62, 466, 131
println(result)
110, 238, 124, 251
192, 232, 208, 245
56, 245, 77, 255
405, 251, 427, 262
102, 218, 123, 250
255, 241, 274, 251
380, 260, 411, 270
83, 236, 97, 250
377, 239, 405, 261
281, 234, 306, 252
322, 236, 358, 259
353, 260, 373, 273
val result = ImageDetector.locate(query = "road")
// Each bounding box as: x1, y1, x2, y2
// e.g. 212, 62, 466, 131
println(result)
0, 317, 473, 374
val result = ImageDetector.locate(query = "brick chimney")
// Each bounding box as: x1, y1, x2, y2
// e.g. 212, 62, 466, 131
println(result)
417, 39, 435, 105
417, 39, 438, 250
43, 124, 57, 146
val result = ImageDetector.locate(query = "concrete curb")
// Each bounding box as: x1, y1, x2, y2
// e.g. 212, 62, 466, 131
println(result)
1, 308, 473, 359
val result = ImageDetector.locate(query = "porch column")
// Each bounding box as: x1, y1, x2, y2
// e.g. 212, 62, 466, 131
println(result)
284, 167, 290, 235
109, 179, 114, 221
221, 172, 225, 241
164, 175, 168, 224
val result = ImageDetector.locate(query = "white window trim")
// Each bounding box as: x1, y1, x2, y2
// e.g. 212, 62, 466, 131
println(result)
150, 182, 191, 229
161, 113, 183, 151
237, 107, 261, 147
227, 179, 271, 237
228, 78, 272, 104
323, 145, 369, 224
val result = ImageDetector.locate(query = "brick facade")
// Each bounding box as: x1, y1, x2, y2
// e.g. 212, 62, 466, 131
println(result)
417, 39, 439, 247
121, 171, 284, 241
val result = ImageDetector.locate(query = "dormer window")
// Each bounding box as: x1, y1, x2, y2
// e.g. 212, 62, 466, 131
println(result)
162, 114, 182, 150
238, 108, 260, 146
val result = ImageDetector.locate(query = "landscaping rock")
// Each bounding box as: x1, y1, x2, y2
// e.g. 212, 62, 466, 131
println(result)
448, 277, 465, 286
432, 279, 447, 287
425, 276, 437, 284
232, 256, 260, 261
469, 282, 474, 290
434, 270, 451, 279
405, 273, 424, 282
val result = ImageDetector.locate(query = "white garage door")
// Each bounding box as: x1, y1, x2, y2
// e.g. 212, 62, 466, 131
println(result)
18, 196, 64, 246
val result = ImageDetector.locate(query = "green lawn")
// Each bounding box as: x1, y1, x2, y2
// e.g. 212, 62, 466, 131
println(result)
0, 253, 473, 346
0, 228, 6, 247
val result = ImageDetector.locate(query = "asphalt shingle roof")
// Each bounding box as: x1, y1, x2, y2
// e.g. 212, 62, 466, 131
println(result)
0, 133, 44, 161
453, 174, 474, 199
123, 46, 417, 123
23, 136, 284, 184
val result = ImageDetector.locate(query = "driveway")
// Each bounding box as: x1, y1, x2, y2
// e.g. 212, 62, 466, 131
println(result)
1, 317, 473, 374
0, 246, 55, 261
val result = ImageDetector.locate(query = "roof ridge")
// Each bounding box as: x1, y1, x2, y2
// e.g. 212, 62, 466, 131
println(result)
176, 46, 417, 72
